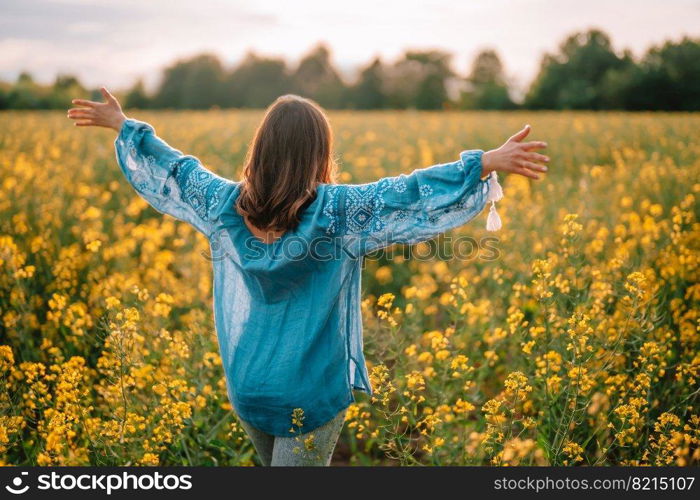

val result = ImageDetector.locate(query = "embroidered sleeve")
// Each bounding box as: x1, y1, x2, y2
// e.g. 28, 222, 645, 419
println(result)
114, 119, 237, 236
324, 150, 490, 255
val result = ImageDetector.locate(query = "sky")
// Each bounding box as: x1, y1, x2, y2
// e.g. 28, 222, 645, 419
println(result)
1, 0, 699, 93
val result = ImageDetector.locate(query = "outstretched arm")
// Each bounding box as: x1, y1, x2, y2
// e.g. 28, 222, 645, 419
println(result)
325, 125, 549, 255
67, 88, 237, 236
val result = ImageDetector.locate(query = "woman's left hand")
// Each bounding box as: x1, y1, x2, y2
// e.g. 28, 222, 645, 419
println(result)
481, 125, 548, 179
67, 87, 127, 132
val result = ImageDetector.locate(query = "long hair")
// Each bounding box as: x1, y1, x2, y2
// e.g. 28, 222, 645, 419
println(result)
236, 94, 336, 231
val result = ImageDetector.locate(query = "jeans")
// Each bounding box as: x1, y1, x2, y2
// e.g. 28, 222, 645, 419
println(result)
238, 408, 347, 466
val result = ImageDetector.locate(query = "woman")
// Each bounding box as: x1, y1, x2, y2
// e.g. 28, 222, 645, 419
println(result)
67, 88, 548, 466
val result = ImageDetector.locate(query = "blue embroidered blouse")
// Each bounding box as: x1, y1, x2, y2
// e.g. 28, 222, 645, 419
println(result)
114, 118, 491, 436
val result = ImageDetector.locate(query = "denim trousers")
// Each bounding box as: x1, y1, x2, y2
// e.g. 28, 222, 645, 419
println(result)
238, 408, 347, 466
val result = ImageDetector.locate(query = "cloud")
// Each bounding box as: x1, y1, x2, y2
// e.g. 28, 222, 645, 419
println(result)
0, 0, 697, 91
65, 22, 106, 36
0, 0, 280, 87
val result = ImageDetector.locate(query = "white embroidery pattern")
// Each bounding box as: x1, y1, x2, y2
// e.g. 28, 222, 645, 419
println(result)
322, 176, 418, 236
173, 157, 228, 220
320, 163, 487, 239
419, 185, 433, 198
123, 122, 229, 223
208, 179, 227, 218
125, 143, 151, 191
393, 209, 409, 222
344, 179, 395, 234
392, 176, 407, 193
323, 185, 339, 234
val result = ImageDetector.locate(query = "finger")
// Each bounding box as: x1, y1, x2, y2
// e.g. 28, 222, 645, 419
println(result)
100, 87, 116, 102
509, 124, 531, 142
74, 120, 96, 126
67, 109, 94, 118
525, 152, 550, 163
522, 141, 548, 151
67, 111, 94, 120
516, 167, 540, 179
522, 161, 548, 173
71, 99, 100, 108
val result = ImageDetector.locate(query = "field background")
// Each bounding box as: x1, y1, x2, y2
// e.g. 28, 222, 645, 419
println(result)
0, 110, 698, 466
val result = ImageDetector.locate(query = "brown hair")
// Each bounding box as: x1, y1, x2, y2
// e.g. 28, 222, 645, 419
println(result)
236, 94, 336, 231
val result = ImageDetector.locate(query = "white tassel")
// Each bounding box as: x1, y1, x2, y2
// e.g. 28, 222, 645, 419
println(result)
485, 171, 503, 231
487, 171, 503, 202
486, 202, 502, 231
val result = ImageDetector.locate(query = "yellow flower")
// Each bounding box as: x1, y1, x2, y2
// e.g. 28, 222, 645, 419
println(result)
562, 440, 584, 464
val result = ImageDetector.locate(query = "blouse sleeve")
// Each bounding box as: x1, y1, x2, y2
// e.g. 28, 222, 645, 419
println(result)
114, 118, 237, 236
322, 150, 491, 256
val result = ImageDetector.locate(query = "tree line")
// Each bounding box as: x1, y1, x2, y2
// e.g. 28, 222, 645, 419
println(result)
1, 29, 698, 111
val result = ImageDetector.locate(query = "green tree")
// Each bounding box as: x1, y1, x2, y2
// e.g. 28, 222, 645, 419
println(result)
349, 57, 386, 109
525, 29, 627, 109
7, 73, 46, 109
637, 37, 700, 110
594, 37, 700, 110
222, 52, 293, 108
461, 50, 515, 110
0, 81, 9, 110
385, 50, 453, 109
43, 74, 86, 109
411, 51, 453, 109
153, 54, 225, 109
292, 44, 347, 108
124, 79, 150, 109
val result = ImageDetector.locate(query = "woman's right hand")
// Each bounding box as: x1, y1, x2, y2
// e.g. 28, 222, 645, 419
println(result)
67, 87, 128, 132
481, 125, 549, 179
